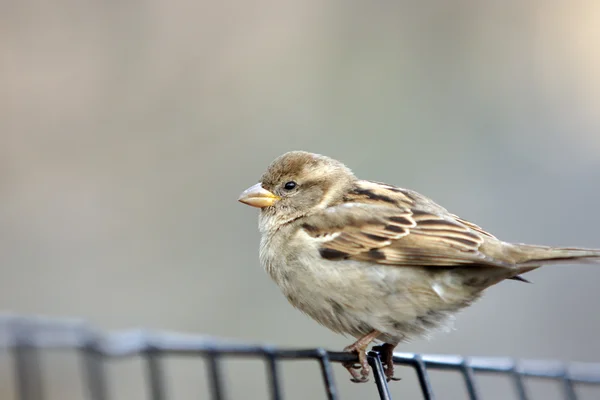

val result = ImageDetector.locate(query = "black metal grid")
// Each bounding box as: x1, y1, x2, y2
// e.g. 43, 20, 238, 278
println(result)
1, 315, 599, 400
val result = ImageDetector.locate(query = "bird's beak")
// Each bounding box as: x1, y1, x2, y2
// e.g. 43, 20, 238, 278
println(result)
238, 183, 281, 208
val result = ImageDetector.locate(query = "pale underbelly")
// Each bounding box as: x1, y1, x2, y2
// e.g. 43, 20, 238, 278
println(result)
268, 257, 478, 345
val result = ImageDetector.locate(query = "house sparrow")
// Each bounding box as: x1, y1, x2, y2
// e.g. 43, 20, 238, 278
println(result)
238, 151, 600, 382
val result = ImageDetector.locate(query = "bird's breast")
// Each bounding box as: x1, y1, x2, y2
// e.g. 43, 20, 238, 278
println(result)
259, 228, 477, 342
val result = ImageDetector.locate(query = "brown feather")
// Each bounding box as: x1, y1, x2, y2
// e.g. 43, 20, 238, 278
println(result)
302, 180, 516, 271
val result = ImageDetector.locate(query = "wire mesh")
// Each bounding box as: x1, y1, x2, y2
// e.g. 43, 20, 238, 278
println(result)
1, 314, 599, 400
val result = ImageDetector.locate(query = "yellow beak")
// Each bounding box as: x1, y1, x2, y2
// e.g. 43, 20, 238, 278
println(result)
238, 183, 280, 208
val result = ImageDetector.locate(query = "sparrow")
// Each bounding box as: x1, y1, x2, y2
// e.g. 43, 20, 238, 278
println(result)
238, 151, 600, 382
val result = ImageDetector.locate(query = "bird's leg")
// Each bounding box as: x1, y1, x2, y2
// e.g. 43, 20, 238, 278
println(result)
342, 330, 381, 383
372, 343, 401, 382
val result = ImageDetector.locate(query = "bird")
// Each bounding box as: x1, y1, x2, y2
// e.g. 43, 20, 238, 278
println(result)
238, 150, 600, 382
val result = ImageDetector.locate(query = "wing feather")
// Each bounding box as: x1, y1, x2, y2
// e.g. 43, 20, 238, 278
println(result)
301, 180, 512, 268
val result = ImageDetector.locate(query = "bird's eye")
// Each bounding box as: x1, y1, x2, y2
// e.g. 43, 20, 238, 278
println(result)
283, 181, 297, 190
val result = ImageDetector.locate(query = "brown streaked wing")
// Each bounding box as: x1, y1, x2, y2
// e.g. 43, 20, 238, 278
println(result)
300, 204, 415, 260
343, 180, 415, 208
451, 214, 498, 239
302, 182, 512, 268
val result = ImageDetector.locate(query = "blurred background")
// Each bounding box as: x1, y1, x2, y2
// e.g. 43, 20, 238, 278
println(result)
1, 1, 600, 399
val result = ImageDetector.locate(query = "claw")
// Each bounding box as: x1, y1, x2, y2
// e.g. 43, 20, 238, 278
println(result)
343, 360, 368, 382
342, 349, 370, 382
341, 330, 380, 382
373, 343, 401, 382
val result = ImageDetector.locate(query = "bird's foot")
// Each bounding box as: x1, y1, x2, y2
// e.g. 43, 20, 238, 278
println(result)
342, 359, 368, 383
342, 330, 380, 383
372, 343, 401, 382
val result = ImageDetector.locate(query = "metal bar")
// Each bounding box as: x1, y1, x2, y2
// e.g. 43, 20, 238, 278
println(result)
2, 316, 600, 400
561, 378, 578, 400
145, 349, 167, 400
13, 345, 45, 400
460, 359, 480, 400
560, 364, 578, 400
206, 351, 226, 400
263, 348, 283, 400
1, 316, 597, 384
12, 321, 45, 400
81, 345, 109, 400
368, 351, 392, 400
411, 354, 435, 400
511, 363, 528, 400
389, 353, 600, 384
316, 348, 338, 400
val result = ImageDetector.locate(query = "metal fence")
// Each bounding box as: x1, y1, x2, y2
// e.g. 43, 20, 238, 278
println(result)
1, 315, 599, 400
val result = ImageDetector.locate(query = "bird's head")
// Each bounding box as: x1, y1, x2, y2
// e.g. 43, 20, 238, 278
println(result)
238, 151, 356, 226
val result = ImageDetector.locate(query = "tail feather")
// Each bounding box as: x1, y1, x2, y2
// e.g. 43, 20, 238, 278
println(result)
508, 275, 532, 283
512, 244, 600, 266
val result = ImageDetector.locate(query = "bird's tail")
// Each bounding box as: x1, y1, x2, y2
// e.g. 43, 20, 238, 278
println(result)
511, 244, 600, 266
466, 244, 600, 289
